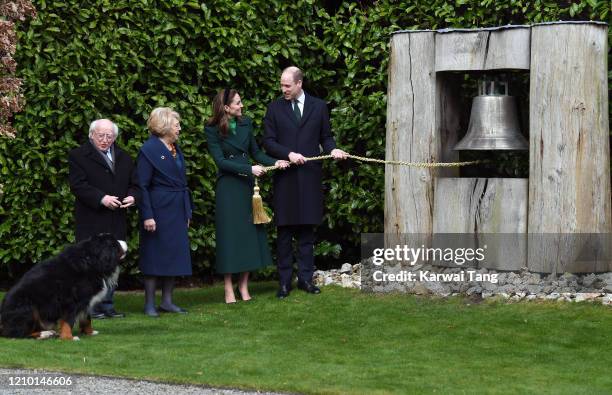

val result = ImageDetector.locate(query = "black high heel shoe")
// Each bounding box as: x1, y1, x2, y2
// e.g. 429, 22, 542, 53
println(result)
235, 286, 253, 302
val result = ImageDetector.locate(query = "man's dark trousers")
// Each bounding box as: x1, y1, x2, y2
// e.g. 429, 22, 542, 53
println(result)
277, 225, 316, 286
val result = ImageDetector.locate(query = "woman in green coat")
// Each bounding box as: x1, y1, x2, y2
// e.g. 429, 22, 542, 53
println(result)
206, 89, 290, 304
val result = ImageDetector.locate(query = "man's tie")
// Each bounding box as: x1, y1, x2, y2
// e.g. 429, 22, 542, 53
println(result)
293, 100, 301, 123
105, 150, 113, 163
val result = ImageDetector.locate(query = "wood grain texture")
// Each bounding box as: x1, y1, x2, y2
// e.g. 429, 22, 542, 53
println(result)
385, 32, 437, 236
436, 73, 461, 178
433, 178, 528, 270
528, 23, 611, 273
435, 27, 530, 71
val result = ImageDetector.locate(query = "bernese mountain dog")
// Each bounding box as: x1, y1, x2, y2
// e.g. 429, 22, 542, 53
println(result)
0, 234, 127, 341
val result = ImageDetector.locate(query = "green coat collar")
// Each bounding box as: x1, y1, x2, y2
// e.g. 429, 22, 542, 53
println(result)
222, 118, 249, 152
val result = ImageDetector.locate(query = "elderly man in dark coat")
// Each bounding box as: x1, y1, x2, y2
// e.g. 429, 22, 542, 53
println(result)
68, 118, 139, 318
263, 66, 348, 299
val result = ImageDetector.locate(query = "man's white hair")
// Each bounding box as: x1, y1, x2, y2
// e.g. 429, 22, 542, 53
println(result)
88, 119, 119, 138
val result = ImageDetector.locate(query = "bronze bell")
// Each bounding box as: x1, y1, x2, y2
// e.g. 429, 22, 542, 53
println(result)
454, 80, 528, 150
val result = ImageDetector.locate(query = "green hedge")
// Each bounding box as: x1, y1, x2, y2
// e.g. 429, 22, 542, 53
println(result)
0, 0, 608, 278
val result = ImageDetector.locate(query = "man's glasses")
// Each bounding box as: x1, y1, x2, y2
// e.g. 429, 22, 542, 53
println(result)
93, 133, 115, 142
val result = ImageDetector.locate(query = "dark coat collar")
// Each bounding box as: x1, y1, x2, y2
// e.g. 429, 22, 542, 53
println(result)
300, 93, 315, 126
236, 116, 249, 127
212, 118, 249, 152
83, 140, 116, 171
140, 136, 186, 184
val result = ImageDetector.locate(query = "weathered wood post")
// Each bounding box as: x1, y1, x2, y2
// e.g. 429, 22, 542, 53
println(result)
385, 32, 439, 237
528, 22, 611, 273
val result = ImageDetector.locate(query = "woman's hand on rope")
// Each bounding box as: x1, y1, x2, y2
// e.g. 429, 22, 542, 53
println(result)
275, 160, 290, 169
252, 165, 266, 177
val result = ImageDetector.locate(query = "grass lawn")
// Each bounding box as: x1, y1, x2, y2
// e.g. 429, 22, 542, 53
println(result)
1, 282, 611, 394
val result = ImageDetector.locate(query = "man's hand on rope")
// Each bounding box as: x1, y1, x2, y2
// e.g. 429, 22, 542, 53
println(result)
331, 148, 349, 160
288, 152, 306, 165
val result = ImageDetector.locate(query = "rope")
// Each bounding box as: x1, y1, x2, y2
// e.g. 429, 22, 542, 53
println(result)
261, 154, 482, 171
252, 154, 482, 223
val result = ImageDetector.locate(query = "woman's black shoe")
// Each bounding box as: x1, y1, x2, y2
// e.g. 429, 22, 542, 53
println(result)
144, 306, 160, 318
236, 286, 253, 302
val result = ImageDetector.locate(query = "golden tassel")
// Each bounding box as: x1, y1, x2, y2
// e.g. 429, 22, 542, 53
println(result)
252, 178, 271, 224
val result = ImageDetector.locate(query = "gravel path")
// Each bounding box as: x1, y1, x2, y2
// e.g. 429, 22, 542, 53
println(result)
0, 368, 288, 394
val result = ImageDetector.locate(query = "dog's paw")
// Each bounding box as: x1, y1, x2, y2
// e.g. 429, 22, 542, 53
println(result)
72, 336, 80, 341
89, 330, 99, 336
37, 330, 57, 340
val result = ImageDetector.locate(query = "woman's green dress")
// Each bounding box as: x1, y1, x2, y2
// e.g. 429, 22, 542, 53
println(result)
205, 117, 277, 274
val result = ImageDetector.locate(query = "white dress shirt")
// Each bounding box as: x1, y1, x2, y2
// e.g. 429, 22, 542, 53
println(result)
293, 90, 305, 115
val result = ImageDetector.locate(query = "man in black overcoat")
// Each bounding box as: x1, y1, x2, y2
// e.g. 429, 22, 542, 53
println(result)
263, 66, 348, 298
68, 119, 139, 318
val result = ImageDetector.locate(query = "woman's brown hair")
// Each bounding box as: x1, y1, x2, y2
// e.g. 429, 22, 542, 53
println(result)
207, 88, 238, 138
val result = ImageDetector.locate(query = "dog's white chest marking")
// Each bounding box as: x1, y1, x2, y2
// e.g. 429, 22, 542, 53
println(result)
88, 267, 120, 310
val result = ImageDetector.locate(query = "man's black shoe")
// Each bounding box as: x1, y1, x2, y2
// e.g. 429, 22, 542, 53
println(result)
91, 312, 107, 319
297, 281, 321, 294
277, 285, 291, 299
104, 309, 126, 318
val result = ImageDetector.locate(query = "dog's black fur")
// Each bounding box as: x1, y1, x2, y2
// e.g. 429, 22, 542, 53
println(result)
0, 234, 125, 339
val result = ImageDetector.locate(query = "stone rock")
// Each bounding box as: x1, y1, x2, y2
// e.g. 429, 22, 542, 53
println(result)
526, 285, 542, 294
581, 274, 597, 288
527, 273, 541, 285
482, 281, 497, 291
495, 273, 508, 285
315, 265, 612, 306
340, 263, 352, 274
561, 272, 577, 281
423, 281, 450, 295
601, 294, 612, 305
414, 282, 433, 295
600, 273, 612, 292
545, 292, 560, 300
574, 293, 601, 302
599, 272, 612, 283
